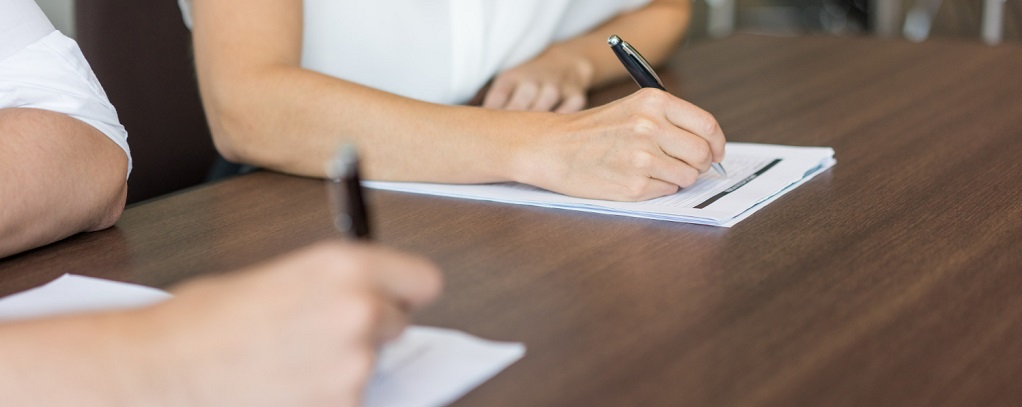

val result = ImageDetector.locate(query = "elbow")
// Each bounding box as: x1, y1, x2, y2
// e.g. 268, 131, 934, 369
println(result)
86, 154, 128, 232
200, 86, 272, 168
209, 123, 246, 165
196, 67, 318, 177
195, 62, 290, 169
203, 97, 313, 177
206, 110, 275, 169
89, 183, 127, 231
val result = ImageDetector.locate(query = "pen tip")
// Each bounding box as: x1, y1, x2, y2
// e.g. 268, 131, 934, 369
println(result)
608, 35, 621, 46
713, 163, 728, 178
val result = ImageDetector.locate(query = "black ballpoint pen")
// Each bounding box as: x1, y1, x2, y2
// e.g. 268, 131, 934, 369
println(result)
326, 144, 372, 240
608, 35, 727, 178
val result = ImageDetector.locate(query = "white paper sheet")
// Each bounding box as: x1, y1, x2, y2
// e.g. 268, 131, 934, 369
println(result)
0, 274, 524, 407
364, 327, 525, 407
366, 143, 836, 227
0, 274, 171, 321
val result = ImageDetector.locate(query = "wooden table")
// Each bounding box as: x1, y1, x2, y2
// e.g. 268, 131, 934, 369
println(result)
3, 34, 1022, 406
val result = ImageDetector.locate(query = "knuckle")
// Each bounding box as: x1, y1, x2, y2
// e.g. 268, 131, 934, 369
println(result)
691, 142, 712, 167
629, 150, 656, 171
648, 89, 671, 108
533, 86, 560, 110
629, 116, 659, 138
679, 167, 699, 187
541, 83, 559, 95
636, 87, 665, 103
491, 77, 515, 92
625, 179, 649, 200
562, 84, 584, 97
701, 112, 720, 135
559, 94, 587, 113
518, 81, 539, 93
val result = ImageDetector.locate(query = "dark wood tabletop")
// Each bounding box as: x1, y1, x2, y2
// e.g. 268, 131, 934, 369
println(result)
3, 34, 1022, 406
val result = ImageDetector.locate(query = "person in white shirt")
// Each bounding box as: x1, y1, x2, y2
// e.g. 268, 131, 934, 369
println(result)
2, 3, 441, 406
182, 0, 727, 202
0, 0, 130, 257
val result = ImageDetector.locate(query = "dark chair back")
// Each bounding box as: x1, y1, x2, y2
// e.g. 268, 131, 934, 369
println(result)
75, 0, 215, 204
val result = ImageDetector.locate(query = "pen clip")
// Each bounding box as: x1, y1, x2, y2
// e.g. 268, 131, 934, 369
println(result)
621, 42, 664, 88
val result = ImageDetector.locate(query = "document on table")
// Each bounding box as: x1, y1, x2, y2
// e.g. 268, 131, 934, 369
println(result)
0, 274, 525, 407
366, 143, 836, 227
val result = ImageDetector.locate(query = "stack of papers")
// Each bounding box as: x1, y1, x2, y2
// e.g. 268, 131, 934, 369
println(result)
367, 143, 835, 227
0, 275, 525, 407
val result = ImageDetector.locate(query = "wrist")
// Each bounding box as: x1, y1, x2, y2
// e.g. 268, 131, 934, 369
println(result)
503, 110, 570, 188
105, 306, 194, 406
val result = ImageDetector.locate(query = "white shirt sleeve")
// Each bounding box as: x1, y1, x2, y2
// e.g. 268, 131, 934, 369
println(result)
178, 0, 194, 29
0, 31, 133, 177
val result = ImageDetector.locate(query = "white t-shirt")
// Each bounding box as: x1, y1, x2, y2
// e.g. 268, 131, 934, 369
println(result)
0, 0, 132, 175
178, 0, 650, 104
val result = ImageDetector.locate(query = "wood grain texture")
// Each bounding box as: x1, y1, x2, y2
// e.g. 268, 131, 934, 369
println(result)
2, 34, 1022, 406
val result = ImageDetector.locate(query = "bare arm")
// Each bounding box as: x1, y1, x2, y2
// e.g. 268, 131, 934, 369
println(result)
0, 242, 441, 406
0, 108, 127, 258
191, 0, 723, 202
191, 0, 539, 183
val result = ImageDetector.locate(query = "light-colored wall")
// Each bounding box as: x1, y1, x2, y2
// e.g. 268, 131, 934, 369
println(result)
36, 0, 75, 38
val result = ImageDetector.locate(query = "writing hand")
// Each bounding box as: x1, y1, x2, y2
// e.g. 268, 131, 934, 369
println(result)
516, 88, 726, 201
127, 242, 442, 407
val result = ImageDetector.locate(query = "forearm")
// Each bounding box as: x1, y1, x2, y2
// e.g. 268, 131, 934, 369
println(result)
0, 108, 128, 258
0, 313, 144, 406
548, 0, 691, 88
199, 65, 557, 183
191, 0, 546, 183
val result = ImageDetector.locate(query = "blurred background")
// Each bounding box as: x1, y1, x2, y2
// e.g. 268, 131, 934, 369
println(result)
36, 0, 1021, 43
687, 0, 1019, 43
30, 0, 1021, 204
